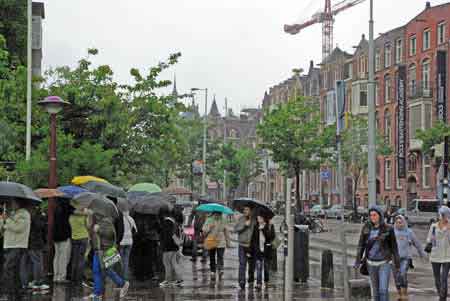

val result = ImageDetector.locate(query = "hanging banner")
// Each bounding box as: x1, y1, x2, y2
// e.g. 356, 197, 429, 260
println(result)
437, 51, 447, 123
397, 65, 407, 178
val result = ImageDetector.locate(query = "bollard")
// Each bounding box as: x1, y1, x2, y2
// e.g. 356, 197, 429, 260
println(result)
321, 250, 334, 289
348, 279, 371, 300
293, 224, 309, 283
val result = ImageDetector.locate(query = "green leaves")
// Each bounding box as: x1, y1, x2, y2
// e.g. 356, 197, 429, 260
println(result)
416, 121, 450, 155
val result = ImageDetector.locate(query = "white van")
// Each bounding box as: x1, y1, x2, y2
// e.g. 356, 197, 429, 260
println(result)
407, 199, 439, 225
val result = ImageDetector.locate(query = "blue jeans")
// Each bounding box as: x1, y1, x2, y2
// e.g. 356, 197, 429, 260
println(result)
238, 246, 255, 286
394, 258, 409, 289
93, 252, 125, 296
70, 239, 88, 283
368, 262, 391, 301
432, 262, 450, 299
255, 257, 270, 284
119, 245, 132, 280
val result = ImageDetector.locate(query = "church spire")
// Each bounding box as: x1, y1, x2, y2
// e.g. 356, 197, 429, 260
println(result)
171, 74, 178, 98
209, 94, 220, 117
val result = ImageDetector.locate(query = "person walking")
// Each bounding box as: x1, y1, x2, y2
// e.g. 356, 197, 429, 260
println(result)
85, 210, 129, 300
0, 199, 31, 299
53, 199, 72, 284
189, 207, 208, 263
25, 206, 49, 292
233, 206, 255, 290
427, 205, 450, 301
118, 206, 137, 281
250, 213, 275, 290
69, 208, 89, 284
159, 210, 183, 288
202, 212, 231, 281
355, 205, 399, 301
393, 214, 426, 299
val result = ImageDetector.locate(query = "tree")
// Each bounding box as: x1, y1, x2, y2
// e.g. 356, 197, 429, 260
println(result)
416, 121, 450, 156
0, 0, 27, 65
257, 96, 331, 210
340, 115, 391, 215
234, 147, 263, 196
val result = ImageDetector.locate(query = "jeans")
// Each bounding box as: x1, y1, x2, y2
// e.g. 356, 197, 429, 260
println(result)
93, 252, 125, 296
119, 245, 132, 280
238, 246, 255, 286
368, 262, 391, 301
70, 239, 88, 283
394, 258, 409, 289
53, 239, 71, 281
162, 251, 182, 282
209, 248, 225, 273
255, 257, 270, 284
22, 250, 45, 285
2, 249, 26, 296
432, 262, 450, 300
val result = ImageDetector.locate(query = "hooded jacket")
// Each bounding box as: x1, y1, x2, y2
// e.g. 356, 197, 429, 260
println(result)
356, 205, 400, 268
394, 215, 426, 259
427, 206, 450, 263
233, 215, 255, 248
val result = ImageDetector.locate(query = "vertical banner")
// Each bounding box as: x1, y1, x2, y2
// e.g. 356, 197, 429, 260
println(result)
396, 65, 407, 178
437, 51, 447, 123
335, 80, 346, 134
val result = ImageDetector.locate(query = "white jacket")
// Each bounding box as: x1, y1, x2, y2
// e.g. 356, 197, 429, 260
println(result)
427, 222, 450, 263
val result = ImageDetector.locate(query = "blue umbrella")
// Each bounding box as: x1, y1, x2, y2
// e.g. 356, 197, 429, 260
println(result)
197, 203, 234, 215
58, 185, 88, 198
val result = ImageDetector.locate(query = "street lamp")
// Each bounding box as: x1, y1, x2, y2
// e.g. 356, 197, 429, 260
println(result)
367, 0, 376, 207
191, 88, 208, 196
38, 95, 69, 264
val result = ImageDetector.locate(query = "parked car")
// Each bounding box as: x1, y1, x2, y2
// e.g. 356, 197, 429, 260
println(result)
325, 204, 351, 219
407, 199, 439, 225
310, 204, 326, 218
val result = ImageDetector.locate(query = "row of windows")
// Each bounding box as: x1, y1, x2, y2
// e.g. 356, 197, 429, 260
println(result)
409, 22, 447, 56
383, 155, 432, 190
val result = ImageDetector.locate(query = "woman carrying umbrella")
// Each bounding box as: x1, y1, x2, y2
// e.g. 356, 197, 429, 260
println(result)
198, 203, 233, 281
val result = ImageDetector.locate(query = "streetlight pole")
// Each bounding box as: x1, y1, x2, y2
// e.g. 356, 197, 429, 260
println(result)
367, 0, 377, 206
192, 88, 208, 196
38, 96, 69, 266
26, 0, 32, 160
223, 97, 227, 203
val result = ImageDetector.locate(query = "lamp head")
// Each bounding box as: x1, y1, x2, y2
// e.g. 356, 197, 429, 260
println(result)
38, 96, 70, 114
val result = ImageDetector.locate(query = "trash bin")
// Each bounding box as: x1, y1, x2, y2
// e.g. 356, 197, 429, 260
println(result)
294, 223, 309, 282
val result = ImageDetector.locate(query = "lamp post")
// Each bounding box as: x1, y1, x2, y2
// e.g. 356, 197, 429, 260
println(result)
38, 96, 69, 264
26, 0, 32, 160
191, 88, 208, 196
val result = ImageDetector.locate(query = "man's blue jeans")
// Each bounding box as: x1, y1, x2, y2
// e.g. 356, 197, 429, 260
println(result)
119, 245, 132, 280
93, 252, 125, 296
394, 258, 409, 289
368, 262, 391, 301
238, 246, 254, 286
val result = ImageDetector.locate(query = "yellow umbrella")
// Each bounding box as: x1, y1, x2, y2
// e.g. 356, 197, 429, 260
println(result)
71, 176, 109, 186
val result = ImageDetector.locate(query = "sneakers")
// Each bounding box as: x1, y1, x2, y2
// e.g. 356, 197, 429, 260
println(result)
174, 280, 184, 287
33, 284, 50, 291
84, 294, 103, 301
159, 280, 183, 287
82, 281, 94, 289
239, 283, 245, 290
210, 272, 216, 281
120, 281, 130, 298
159, 280, 172, 287
255, 283, 262, 290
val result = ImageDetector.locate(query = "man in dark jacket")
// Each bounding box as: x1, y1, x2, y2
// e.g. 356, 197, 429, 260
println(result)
53, 199, 72, 283
355, 205, 400, 301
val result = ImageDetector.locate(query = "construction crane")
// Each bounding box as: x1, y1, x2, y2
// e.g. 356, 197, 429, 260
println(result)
284, 0, 367, 61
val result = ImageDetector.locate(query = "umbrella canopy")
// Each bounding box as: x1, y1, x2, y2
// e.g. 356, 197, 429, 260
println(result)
81, 181, 126, 199
116, 197, 132, 212
197, 203, 234, 215
71, 192, 118, 218
129, 183, 162, 194
71, 176, 109, 186
34, 188, 66, 199
175, 199, 194, 208
232, 197, 274, 219
131, 192, 174, 215
57, 186, 88, 198
0, 181, 42, 204
163, 186, 192, 195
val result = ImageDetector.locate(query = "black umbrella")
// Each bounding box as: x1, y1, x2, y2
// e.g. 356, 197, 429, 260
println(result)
232, 197, 274, 219
71, 192, 119, 218
0, 181, 42, 204
81, 181, 126, 199
130, 192, 175, 215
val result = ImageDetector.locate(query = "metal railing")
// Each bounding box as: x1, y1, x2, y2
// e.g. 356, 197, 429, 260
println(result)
408, 81, 433, 99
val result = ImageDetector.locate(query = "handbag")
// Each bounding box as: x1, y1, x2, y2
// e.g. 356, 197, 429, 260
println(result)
424, 226, 436, 254
204, 234, 219, 250
271, 235, 282, 249
102, 246, 121, 269
359, 235, 379, 276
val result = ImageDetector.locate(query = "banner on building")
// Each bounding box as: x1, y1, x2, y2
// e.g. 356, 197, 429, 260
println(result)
336, 80, 346, 133
397, 65, 407, 179
437, 51, 447, 123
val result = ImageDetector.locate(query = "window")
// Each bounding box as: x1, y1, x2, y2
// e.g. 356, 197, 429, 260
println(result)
375, 81, 380, 105
384, 110, 392, 144
438, 22, 446, 45
396, 165, 402, 190
395, 39, 403, 64
410, 36, 417, 56
376, 51, 381, 71
360, 83, 367, 106
425, 102, 432, 130
409, 105, 421, 139
423, 29, 431, 50
326, 91, 336, 125
408, 154, 417, 172
384, 44, 392, 68
408, 64, 417, 96
422, 155, 431, 188
385, 160, 392, 189
375, 111, 380, 131
422, 59, 431, 96
384, 75, 392, 103
359, 56, 367, 77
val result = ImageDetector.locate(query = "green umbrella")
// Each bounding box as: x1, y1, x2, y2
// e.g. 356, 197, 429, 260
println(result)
129, 183, 162, 194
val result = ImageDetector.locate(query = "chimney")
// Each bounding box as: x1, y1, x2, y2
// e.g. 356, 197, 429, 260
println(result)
426, 1, 431, 9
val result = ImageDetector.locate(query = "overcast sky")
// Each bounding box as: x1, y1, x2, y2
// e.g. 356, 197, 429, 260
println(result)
41, 0, 448, 114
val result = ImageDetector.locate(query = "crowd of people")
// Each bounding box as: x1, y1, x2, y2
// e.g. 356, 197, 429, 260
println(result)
355, 205, 450, 301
